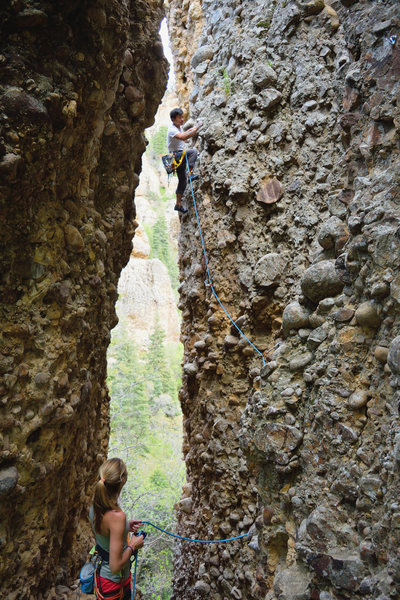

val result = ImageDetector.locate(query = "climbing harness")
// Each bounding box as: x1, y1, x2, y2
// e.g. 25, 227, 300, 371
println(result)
161, 150, 186, 176
93, 544, 129, 600
80, 543, 133, 600
173, 150, 186, 170
184, 153, 284, 366
131, 521, 249, 599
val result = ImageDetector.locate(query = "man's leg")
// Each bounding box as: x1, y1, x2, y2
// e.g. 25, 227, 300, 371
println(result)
175, 163, 187, 213
186, 148, 198, 173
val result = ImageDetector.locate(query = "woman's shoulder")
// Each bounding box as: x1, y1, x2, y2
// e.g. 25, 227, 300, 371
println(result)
104, 509, 126, 525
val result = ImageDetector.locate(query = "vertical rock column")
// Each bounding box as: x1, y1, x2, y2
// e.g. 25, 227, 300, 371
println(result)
168, 0, 400, 598
241, 2, 400, 598
0, 1, 167, 598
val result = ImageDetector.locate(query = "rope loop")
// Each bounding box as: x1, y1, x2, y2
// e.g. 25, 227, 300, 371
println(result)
130, 520, 249, 599
141, 520, 248, 543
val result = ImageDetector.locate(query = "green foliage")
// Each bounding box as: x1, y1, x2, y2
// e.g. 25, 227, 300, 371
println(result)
220, 68, 232, 96
149, 126, 168, 159
107, 316, 184, 600
108, 327, 150, 455
145, 320, 176, 405
152, 215, 170, 267
150, 468, 170, 489
146, 212, 179, 293
256, 1, 277, 36
106, 115, 184, 597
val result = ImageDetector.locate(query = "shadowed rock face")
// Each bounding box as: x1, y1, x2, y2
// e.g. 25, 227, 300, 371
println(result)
167, 0, 400, 599
0, 1, 167, 597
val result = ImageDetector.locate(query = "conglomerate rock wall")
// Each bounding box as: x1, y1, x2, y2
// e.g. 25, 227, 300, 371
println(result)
167, 1, 400, 599
0, 1, 166, 598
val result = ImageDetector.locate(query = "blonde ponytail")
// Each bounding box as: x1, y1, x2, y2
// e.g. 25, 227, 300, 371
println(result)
93, 458, 128, 532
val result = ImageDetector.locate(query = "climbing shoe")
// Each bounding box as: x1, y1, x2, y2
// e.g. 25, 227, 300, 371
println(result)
174, 205, 188, 214
189, 174, 199, 181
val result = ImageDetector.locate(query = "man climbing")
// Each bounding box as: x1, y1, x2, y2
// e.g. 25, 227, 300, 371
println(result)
167, 107, 199, 214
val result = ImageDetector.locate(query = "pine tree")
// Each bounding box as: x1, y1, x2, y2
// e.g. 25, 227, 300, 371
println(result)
108, 326, 149, 455
152, 214, 170, 266
145, 319, 175, 405
149, 126, 168, 164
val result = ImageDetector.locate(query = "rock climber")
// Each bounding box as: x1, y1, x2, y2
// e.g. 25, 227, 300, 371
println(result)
167, 107, 200, 214
89, 457, 145, 600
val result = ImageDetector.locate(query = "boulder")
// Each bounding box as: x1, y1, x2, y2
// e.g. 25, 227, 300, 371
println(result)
301, 260, 344, 303
191, 45, 213, 68
355, 302, 380, 329
254, 253, 287, 287
257, 178, 283, 204
0, 467, 18, 496
317, 216, 348, 250
388, 336, 400, 374
194, 581, 211, 595
282, 302, 310, 334
252, 64, 278, 89
274, 564, 312, 600
347, 390, 369, 409
64, 224, 85, 253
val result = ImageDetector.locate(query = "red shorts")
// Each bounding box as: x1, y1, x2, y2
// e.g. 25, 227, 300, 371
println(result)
97, 574, 131, 598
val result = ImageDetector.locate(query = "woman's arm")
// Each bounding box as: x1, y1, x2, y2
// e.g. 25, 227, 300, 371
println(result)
108, 511, 144, 574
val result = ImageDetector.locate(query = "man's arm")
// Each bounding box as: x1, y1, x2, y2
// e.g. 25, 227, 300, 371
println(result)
174, 126, 199, 141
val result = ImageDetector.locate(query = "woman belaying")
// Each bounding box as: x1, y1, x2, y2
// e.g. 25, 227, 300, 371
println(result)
90, 457, 145, 600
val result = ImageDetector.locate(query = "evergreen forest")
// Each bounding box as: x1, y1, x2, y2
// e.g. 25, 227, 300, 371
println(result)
107, 125, 184, 600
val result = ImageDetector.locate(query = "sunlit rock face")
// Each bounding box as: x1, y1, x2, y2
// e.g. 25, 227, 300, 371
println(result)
118, 256, 180, 346
167, 0, 400, 598
0, 1, 167, 597
117, 88, 181, 348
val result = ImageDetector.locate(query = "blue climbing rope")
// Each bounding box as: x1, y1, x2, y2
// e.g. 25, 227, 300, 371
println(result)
131, 553, 138, 600
184, 154, 266, 366
141, 520, 248, 543
131, 521, 248, 599
129, 155, 284, 600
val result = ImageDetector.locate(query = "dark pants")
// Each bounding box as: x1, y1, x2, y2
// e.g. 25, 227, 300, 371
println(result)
175, 148, 198, 194
123, 585, 131, 600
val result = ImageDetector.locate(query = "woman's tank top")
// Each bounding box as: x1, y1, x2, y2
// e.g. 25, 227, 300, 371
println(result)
89, 505, 131, 583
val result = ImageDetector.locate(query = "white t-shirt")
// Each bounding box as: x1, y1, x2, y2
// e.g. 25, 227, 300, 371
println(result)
167, 124, 187, 153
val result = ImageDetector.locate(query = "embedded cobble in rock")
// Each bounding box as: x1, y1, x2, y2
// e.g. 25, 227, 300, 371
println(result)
282, 302, 310, 335
301, 260, 344, 303
355, 302, 380, 329
254, 253, 287, 288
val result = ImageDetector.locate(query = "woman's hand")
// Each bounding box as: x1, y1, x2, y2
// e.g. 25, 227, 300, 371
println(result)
129, 533, 145, 550
128, 519, 143, 533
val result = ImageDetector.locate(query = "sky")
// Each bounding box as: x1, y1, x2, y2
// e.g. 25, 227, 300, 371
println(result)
160, 18, 176, 90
